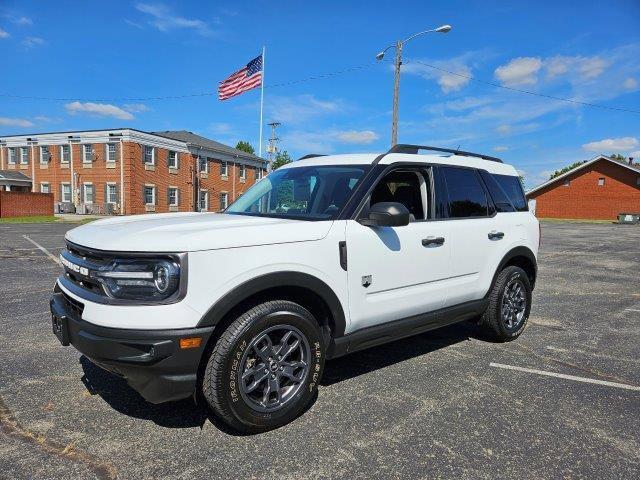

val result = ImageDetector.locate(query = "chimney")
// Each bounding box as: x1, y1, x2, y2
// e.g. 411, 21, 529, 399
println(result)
629, 157, 634, 165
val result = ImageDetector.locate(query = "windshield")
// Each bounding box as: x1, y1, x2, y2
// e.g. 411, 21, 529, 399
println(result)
226, 165, 369, 220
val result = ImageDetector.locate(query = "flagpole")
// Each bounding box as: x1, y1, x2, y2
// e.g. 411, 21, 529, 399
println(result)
259, 46, 265, 161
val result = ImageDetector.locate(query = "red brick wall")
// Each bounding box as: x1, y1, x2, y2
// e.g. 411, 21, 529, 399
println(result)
528, 159, 640, 220
0, 191, 54, 217
0, 142, 265, 215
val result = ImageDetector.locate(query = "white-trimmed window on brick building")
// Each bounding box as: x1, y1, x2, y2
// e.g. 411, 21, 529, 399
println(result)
168, 187, 179, 206
198, 156, 208, 173
60, 145, 70, 164
199, 189, 209, 211
83, 144, 94, 163
61, 183, 72, 202
20, 147, 29, 164
106, 143, 117, 163
83, 183, 94, 204
106, 183, 118, 204
40, 145, 50, 163
144, 145, 155, 165
8, 147, 16, 164
144, 185, 156, 205
239, 164, 246, 180
256, 167, 264, 180
220, 161, 228, 177
168, 151, 178, 169
219, 191, 228, 210
597, 177, 605, 186
40, 182, 50, 194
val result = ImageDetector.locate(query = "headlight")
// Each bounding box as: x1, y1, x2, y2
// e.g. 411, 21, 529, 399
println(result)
92, 258, 181, 301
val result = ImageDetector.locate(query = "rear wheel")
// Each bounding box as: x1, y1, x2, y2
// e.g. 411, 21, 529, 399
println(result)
479, 266, 532, 341
202, 300, 324, 433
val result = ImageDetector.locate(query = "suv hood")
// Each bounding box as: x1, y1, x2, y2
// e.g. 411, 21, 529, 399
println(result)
65, 212, 333, 252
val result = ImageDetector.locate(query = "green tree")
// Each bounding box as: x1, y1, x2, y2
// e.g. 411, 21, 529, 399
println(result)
271, 151, 293, 170
235, 141, 255, 155
610, 153, 625, 161
549, 161, 587, 180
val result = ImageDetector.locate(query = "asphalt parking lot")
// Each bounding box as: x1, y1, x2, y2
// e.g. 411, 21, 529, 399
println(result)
1, 220, 639, 479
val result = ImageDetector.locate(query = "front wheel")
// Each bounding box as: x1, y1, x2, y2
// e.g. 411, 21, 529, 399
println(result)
202, 300, 324, 433
479, 266, 532, 341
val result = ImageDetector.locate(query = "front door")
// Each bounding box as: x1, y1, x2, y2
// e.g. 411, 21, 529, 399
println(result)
345, 167, 451, 333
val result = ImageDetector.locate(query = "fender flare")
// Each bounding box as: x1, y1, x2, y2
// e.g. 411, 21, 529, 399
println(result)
485, 246, 538, 297
196, 271, 347, 336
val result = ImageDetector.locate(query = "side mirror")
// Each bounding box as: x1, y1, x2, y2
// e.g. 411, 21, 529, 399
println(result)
359, 202, 410, 227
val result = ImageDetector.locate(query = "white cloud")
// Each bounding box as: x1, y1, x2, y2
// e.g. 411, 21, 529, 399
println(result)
493, 146, 509, 152
208, 122, 233, 134
124, 19, 144, 29
336, 130, 378, 144
6, 15, 32, 26
21, 36, 44, 48
630, 151, 640, 160
135, 3, 212, 35
123, 103, 150, 113
495, 124, 511, 134
545, 55, 608, 82
402, 56, 474, 93
0, 117, 34, 127
582, 137, 638, 153
33, 115, 62, 123
65, 102, 134, 120
0, 28, 9, 38
494, 57, 542, 86
623, 77, 638, 90
267, 95, 344, 125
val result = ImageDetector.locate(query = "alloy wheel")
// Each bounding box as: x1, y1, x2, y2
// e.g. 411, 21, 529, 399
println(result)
238, 325, 310, 412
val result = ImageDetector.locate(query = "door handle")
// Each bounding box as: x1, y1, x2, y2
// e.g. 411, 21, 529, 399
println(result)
488, 231, 504, 240
422, 236, 445, 247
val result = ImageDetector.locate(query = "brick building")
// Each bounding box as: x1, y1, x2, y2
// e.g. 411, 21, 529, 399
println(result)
526, 155, 640, 220
0, 129, 267, 215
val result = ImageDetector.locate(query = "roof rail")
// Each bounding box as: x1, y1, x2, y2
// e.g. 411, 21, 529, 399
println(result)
298, 154, 327, 160
388, 144, 503, 163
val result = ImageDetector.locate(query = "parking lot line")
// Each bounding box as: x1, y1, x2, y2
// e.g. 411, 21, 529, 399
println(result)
22, 235, 61, 266
489, 362, 640, 392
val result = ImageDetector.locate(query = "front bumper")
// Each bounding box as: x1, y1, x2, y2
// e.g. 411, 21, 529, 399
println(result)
50, 290, 215, 404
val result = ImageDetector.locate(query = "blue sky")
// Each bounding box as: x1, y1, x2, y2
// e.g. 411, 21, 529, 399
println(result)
1, 0, 639, 187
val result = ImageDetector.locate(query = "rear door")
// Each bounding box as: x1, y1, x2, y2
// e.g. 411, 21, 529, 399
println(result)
345, 166, 451, 333
439, 166, 506, 306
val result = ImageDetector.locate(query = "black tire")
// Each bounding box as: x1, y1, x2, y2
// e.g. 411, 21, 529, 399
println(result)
202, 300, 324, 433
479, 266, 532, 342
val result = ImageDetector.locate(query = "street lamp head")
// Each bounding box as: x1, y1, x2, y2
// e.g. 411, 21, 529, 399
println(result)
435, 24, 452, 33
375, 51, 385, 61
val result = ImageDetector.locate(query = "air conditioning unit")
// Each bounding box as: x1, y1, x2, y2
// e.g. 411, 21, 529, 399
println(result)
76, 204, 88, 215
60, 202, 75, 214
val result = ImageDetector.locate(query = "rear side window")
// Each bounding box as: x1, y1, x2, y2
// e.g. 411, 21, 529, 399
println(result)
493, 174, 528, 211
441, 167, 489, 218
479, 170, 515, 213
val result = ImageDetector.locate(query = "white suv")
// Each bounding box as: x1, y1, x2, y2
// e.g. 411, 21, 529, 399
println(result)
50, 144, 539, 433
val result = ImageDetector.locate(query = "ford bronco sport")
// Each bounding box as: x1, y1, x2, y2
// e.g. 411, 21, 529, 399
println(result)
50, 144, 539, 433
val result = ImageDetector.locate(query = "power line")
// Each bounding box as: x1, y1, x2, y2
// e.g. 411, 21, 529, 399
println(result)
0, 62, 382, 103
1, 57, 638, 115
405, 59, 640, 115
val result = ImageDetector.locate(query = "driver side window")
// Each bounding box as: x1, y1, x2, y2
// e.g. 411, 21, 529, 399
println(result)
365, 168, 430, 221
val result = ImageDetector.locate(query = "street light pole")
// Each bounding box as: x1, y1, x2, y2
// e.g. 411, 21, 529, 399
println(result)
377, 24, 452, 147
391, 40, 402, 146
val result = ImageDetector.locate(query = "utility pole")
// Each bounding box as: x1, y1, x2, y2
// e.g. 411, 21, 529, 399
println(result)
376, 25, 452, 147
391, 41, 402, 147
266, 121, 281, 172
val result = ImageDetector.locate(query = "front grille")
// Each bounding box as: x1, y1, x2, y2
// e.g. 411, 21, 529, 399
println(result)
61, 290, 85, 318
61, 242, 109, 297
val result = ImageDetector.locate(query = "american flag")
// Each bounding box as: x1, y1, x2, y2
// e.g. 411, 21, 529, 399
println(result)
218, 54, 263, 101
